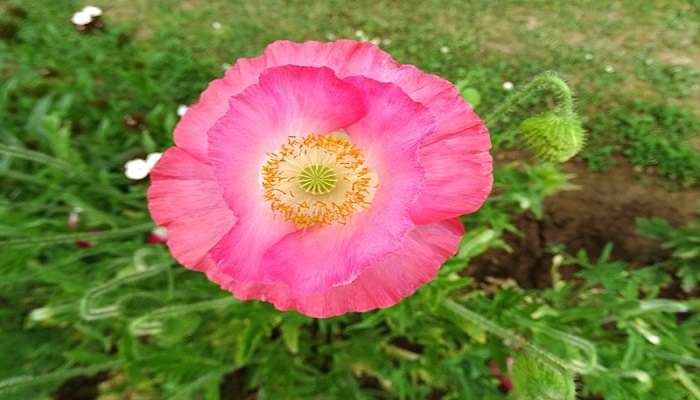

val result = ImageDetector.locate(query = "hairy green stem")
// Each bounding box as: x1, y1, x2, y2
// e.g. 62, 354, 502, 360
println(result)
80, 263, 167, 321
130, 297, 237, 336
484, 71, 575, 126
0, 143, 75, 172
673, 366, 700, 399
0, 144, 145, 208
0, 223, 153, 248
0, 361, 121, 395
442, 299, 597, 374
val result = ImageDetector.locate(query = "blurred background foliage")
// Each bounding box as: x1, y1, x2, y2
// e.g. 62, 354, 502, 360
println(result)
1, 1, 699, 399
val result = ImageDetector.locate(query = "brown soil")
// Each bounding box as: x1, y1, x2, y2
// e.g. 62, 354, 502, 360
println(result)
468, 156, 700, 289
54, 372, 109, 400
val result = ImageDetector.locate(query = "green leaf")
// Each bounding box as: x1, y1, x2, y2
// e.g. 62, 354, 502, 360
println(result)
281, 321, 302, 354
511, 352, 576, 400
235, 320, 265, 366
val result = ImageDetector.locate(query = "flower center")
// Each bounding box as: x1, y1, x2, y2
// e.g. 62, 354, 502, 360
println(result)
261, 133, 377, 229
298, 164, 338, 195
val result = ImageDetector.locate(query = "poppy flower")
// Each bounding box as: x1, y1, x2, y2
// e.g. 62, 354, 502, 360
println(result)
147, 40, 492, 318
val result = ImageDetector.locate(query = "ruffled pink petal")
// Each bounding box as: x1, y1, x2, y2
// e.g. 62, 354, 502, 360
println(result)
410, 130, 493, 224
261, 39, 401, 81
204, 219, 463, 318
174, 41, 491, 224
147, 147, 237, 268
174, 40, 390, 162
258, 77, 433, 294
173, 79, 237, 162
175, 40, 398, 162
392, 67, 493, 223
260, 41, 493, 223
207, 65, 366, 285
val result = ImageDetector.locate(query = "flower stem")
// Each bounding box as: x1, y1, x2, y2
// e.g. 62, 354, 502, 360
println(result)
0, 361, 121, 395
0, 223, 153, 248
80, 263, 167, 321
485, 71, 575, 127
441, 299, 597, 374
129, 297, 236, 336
0, 143, 76, 171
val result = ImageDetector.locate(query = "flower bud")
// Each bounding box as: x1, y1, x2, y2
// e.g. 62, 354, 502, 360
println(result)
520, 112, 585, 163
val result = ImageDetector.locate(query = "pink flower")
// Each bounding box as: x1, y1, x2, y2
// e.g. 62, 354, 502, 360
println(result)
147, 40, 492, 318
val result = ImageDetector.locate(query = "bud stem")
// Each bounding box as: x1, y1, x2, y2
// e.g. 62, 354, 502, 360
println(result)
441, 299, 597, 374
485, 71, 575, 126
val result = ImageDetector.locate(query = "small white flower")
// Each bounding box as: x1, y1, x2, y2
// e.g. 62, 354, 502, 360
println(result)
354, 29, 365, 38
71, 11, 93, 26
125, 159, 149, 180
370, 37, 381, 46
382, 38, 392, 45
604, 65, 615, 73
145, 152, 162, 169
440, 46, 450, 54
177, 104, 189, 117
124, 152, 162, 180
212, 21, 222, 30
502, 81, 514, 90
584, 53, 593, 60
82, 5, 102, 17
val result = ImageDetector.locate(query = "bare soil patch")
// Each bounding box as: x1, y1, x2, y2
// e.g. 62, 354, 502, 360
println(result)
469, 158, 699, 288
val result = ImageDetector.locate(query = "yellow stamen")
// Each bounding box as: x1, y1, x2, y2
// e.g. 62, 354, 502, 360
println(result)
261, 134, 377, 228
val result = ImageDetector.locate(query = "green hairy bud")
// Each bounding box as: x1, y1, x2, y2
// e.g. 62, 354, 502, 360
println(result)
520, 112, 585, 163
511, 352, 576, 400
485, 71, 585, 164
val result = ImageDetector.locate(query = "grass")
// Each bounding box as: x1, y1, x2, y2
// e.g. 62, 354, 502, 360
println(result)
1, 1, 700, 399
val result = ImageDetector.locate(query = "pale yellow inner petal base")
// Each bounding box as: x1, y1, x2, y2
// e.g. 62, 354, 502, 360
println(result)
261, 133, 378, 229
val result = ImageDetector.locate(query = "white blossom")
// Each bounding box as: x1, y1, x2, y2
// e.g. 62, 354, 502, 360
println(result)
124, 152, 162, 180
145, 152, 162, 169
82, 6, 102, 17
71, 11, 92, 26
502, 81, 514, 91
